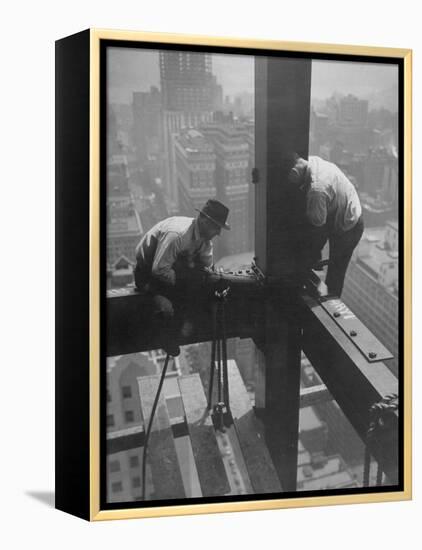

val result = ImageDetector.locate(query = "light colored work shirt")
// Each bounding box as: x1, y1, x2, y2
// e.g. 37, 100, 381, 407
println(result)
306, 156, 362, 234
135, 216, 213, 286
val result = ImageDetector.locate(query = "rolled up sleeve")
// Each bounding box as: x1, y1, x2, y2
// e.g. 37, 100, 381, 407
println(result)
307, 191, 328, 227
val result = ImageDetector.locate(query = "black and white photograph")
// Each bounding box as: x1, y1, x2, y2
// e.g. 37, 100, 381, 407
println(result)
103, 39, 404, 509
5, 0, 421, 543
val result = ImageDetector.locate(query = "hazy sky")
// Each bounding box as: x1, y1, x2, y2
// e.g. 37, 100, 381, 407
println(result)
108, 47, 398, 107
107, 48, 254, 101
312, 60, 398, 100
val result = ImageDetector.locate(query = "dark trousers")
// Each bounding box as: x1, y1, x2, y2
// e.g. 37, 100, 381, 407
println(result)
133, 266, 182, 353
133, 262, 208, 318
133, 263, 211, 351
326, 217, 364, 296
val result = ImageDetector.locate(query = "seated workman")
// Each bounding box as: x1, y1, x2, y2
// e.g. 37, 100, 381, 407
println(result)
133, 199, 230, 356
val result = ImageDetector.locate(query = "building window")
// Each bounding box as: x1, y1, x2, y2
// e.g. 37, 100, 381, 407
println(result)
125, 410, 135, 423
111, 481, 123, 493
106, 414, 115, 427
109, 460, 120, 473
107, 390, 112, 403
129, 455, 140, 468
132, 476, 141, 488
122, 385, 132, 399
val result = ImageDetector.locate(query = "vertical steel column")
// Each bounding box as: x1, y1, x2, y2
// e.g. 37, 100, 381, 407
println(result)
254, 55, 312, 491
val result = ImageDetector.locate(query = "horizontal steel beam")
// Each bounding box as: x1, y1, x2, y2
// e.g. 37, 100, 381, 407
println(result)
106, 286, 263, 357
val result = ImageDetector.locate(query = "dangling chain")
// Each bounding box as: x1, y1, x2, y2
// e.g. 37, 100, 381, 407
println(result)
363, 393, 399, 487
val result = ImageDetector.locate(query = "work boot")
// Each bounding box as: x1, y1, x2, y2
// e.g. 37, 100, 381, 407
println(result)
150, 321, 180, 357
312, 259, 329, 271
161, 328, 180, 357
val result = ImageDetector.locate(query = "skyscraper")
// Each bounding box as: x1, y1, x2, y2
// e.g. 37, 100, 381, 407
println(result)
160, 51, 214, 111
132, 86, 163, 166
201, 121, 251, 256
159, 51, 216, 211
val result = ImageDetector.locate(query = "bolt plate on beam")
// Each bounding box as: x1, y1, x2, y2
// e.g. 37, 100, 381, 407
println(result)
320, 298, 394, 363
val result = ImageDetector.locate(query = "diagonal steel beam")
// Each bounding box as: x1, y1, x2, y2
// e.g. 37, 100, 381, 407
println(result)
300, 292, 399, 484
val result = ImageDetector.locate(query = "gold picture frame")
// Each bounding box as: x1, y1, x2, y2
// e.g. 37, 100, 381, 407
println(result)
55, 28, 412, 521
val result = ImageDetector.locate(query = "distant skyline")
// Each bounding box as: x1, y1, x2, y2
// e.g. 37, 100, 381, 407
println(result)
312, 60, 398, 110
108, 47, 398, 110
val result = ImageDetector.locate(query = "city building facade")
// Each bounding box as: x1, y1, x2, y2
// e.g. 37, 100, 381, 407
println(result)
107, 155, 143, 266
106, 353, 158, 503
174, 128, 217, 214
342, 222, 399, 375
132, 86, 163, 166
200, 121, 251, 256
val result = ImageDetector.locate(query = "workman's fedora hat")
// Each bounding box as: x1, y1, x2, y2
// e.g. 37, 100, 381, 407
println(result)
196, 199, 230, 230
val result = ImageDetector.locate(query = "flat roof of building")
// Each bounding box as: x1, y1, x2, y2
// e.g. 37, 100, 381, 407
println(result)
358, 227, 399, 266
175, 129, 214, 153
354, 225, 399, 296
300, 406, 324, 431
108, 201, 142, 236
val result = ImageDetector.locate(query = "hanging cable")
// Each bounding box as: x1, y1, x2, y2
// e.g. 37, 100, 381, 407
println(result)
207, 301, 217, 409
217, 324, 222, 403
141, 353, 172, 501
221, 294, 229, 411
207, 287, 231, 430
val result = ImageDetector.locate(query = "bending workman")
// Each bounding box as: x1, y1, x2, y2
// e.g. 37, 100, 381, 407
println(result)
285, 152, 364, 296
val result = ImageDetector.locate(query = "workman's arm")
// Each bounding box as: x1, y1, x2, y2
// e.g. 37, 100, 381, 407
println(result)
299, 190, 329, 272
306, 190, 328, 227
151, 231, 182, 286
196, 240, 214, 269
172, 241, 214, 290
